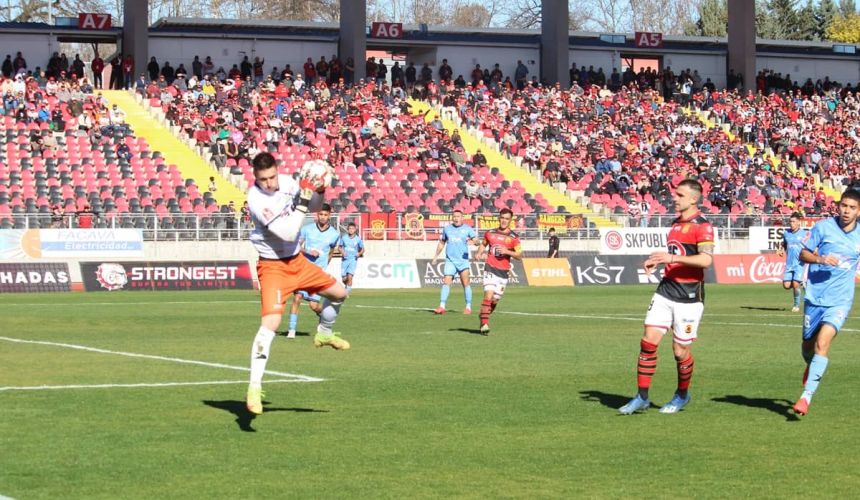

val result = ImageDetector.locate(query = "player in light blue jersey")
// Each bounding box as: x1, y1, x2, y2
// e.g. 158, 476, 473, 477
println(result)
338, 222, 364, 294
287, 204, 341, 338
793, 190, 860, 416
777, 212, 809, 312
431, 209, 478, 314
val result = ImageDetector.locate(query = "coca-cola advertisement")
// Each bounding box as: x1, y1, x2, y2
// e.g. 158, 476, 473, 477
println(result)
713, 254, 786, 284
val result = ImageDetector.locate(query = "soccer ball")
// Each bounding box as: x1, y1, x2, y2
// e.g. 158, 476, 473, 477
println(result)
299, 159, 335, 191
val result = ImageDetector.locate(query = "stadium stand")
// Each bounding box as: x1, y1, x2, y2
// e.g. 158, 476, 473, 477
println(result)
0, 75, 222, 233
2, 47, 856, 235
150, 75, 564, 216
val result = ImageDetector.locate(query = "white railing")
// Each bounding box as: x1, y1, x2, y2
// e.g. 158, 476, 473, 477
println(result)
0, 212, 810, 241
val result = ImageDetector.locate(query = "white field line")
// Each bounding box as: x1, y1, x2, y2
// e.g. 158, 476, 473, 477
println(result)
0, 379, 305, 392
0, 494, 16, 500
2, 300, 856, 332
0, 300, 259, 307
0, 336, 324, 382
350, 304, 860, 333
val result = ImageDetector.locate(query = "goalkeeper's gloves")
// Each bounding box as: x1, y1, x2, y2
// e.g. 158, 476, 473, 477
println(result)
296, 166, 329, 212
296, 178, 317, 213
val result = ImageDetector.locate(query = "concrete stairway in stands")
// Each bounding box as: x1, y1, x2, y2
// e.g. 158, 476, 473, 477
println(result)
409, 99, 619, 227
100, 90, 246, 207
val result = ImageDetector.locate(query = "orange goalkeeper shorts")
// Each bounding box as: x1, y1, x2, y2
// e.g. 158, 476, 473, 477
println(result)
257, 254, 337, 316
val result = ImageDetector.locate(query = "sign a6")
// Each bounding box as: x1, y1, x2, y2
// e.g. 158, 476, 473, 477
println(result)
78, 13, 112, 30
634, 31, 663, 48
371, 22, 403, 39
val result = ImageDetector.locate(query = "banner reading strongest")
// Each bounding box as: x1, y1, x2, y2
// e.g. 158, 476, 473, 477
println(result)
80, 261, 254, 291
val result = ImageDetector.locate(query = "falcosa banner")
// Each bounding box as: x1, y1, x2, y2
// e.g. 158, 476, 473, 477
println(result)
37, 229, 143, 258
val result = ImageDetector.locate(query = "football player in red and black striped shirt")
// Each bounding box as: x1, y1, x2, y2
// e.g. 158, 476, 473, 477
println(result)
474, 208, 523, 335
619, 179, 715, 415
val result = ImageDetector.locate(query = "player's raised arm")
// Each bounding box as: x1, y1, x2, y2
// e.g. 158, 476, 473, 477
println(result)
474, 235, 487, 261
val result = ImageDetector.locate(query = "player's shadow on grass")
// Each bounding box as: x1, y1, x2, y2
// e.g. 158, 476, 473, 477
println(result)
711, 395, 799, 421
277, 330, 310, 337
740, 306, 785, 312
203, 400, 329, 432
579, 390, 632, 410
450, 327, 485, 335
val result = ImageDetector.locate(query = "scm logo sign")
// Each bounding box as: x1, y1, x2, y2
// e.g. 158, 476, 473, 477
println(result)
355, 259, 421, 289
366, 262, 415, 280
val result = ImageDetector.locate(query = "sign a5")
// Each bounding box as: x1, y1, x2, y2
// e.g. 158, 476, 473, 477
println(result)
371, 22, 403, 39
634, 31, 662, 48
78, 13, 112, 30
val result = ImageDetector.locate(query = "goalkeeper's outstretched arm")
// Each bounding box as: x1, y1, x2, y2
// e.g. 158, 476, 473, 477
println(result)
264, 191, 322, 242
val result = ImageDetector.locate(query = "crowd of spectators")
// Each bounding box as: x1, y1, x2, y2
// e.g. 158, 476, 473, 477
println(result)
5, 47, 860, 230
0, 52, 236, 232
442, 66, 860, 226
145, 52, 541, 215
129, 50, 856, 225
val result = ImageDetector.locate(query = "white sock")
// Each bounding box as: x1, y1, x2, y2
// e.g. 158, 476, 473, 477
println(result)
249, 326, 276, 385
317, 299, 343, 334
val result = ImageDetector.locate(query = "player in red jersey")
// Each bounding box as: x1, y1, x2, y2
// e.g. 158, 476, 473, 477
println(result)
474, 208, 523, 335
619, 179, 715, 415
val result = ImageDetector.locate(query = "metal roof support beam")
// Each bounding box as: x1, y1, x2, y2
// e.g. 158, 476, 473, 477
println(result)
340, 0, 367, 83
541, 0, 569, 87
727, 0, 756, 92
123, 0, 148, 79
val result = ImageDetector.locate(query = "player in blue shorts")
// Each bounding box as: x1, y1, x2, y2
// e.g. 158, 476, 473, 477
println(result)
432, 209, 478, 314
338, 222, 364, 294
287, 203, 340, 338
793, 189, 860, 416
777, 212, 809, 312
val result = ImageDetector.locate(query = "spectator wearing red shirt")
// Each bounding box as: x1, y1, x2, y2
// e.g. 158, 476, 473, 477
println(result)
122, 55, 134, 89
91, 55, 104, 89
77, 205, 94, 229
303, 57, 316, 83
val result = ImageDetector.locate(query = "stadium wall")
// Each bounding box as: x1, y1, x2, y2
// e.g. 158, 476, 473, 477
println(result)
756, 53, 860, 86
664, 53, 726, 87
0, 32, 55, 68
4, 28, 860, 89
148, 34, 337, 76
569, 49, 727, 88
434, 45, 540, 83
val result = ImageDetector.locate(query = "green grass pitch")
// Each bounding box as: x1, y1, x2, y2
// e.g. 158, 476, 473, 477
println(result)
2, 285, 860, 498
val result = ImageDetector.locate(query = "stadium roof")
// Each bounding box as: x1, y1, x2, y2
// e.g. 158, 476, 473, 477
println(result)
147, 17, 856, 56
0, 17, 853, 57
